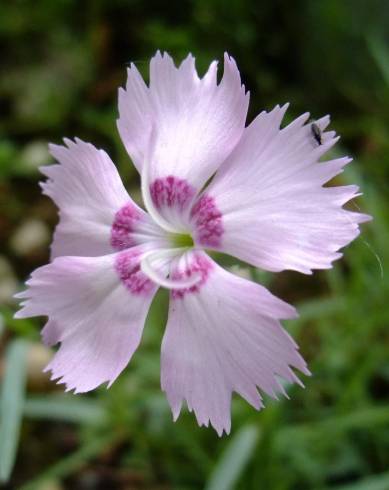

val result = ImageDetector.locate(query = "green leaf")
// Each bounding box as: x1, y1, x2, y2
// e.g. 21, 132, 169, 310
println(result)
367, 34, 389, 86
297, 296, 346, 320
0, 339, 29, 483
23, 395, 106, 424
334, 471, 389, 490
205, 424, 260, 490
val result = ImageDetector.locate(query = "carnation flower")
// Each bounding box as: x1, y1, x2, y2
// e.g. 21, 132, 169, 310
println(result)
15, 52, 370, 435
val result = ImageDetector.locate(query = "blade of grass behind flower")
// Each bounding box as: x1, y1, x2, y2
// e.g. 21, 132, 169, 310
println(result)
205, 424, 260, 490
0, 339, 29, 483
367, 34, 389, 86
333, 471, 389, 490
23, 395, 106, 424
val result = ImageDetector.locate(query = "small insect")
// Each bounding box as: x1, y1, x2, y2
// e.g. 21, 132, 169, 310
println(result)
311, 122, 322, 145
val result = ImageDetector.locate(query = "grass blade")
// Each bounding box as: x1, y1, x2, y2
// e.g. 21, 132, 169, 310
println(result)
0, 339, 29, 483
367, 34, 389, 86
24, 395, 105, 424
334, 471, 389, 490
205, 424, 260, 490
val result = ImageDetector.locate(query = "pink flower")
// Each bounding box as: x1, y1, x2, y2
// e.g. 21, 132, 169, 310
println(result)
15, 52, 370, 435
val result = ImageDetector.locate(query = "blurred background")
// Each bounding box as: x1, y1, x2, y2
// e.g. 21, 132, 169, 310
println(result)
0, 0, 388, 489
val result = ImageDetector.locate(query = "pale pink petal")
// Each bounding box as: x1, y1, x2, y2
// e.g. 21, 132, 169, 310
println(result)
117, 63, 152, 172
161, 252, 308, 435
15, 249, 158, 392
118, 52, 249, 191
41, 320, 61, 347
195, 107, 371, 273
43, 138, 165, 258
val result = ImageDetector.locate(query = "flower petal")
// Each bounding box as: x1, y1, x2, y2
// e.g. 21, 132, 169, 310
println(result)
117, 62, 152, 172
15, 249, 158, 392
43, 138, 165, 258
161, 252, 308, 435
140, 248, 203, 290
118, 52, 249, 197
197, 107, 371, 273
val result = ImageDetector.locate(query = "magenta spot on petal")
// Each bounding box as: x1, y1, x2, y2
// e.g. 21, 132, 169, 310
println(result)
150, 176, 196, 211
171, 254, 213, 299
115, 250, 155, 296
111, 202, 143, 251
190, 194, 223, 247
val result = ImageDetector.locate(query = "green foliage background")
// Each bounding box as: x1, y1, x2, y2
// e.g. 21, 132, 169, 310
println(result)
0, 0, 388, 488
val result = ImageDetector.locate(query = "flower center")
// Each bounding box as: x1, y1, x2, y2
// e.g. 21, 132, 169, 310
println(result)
169, 232, 194, 249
